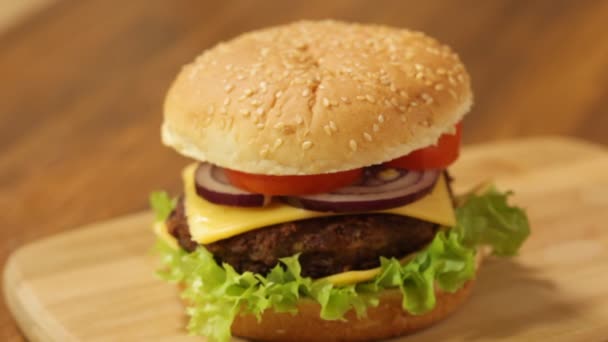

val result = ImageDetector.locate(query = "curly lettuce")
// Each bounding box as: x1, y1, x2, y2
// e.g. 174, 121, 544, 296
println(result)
152, 187, 530, 342
456, 187, 530, 255
149, 191, 175, 221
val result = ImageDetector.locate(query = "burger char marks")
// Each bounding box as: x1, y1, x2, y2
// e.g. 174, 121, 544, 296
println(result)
167, 199, 438, 278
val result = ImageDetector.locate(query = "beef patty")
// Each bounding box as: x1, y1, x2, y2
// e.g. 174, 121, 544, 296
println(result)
167, 199, 438, 278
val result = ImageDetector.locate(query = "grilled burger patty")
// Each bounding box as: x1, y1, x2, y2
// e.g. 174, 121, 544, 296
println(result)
167, 199, 438, 278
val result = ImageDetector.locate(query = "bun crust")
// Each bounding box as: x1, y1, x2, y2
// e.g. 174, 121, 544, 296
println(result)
163, 20, 472, 175
232, 280, 475, 342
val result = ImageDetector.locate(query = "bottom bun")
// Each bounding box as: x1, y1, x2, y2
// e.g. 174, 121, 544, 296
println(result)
231, 278, 475, 342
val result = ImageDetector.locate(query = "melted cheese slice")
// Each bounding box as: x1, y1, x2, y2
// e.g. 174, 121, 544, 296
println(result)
321, 252, 419, 286
182, 163, 455, 244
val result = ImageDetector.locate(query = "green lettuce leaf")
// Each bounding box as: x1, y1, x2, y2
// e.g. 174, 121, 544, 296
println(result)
455, 187, 530, 256
149, 191, 175, 221
154, 186, 529, 342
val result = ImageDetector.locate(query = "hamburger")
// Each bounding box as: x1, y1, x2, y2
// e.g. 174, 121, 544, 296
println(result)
150, 21, 530, 342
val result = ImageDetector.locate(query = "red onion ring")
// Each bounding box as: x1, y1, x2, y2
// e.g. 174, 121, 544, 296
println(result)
282, 167, 440, 212
195, 163, 269, 207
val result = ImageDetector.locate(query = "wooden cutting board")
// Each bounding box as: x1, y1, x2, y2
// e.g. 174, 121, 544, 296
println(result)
4, 137, 608, 341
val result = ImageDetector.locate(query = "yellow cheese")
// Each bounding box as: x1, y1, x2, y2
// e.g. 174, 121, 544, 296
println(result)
321, 252, 419, 286
183, 163, 456, 244
321, 267, 382, 286
153, 222, 179, 250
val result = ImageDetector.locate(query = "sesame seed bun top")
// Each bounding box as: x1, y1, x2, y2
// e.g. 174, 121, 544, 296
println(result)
162, 20, 472, 175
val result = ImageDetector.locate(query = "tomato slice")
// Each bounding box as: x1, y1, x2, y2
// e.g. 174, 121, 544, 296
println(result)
224, 168, 363, 195
386, 122, 462, 170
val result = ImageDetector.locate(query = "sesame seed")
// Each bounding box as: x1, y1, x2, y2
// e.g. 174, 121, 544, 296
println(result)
302, 89, 310, 97
322, 97, 330, 107
373, 124, 380, 132
207, 105, 214, 115
340, 97, 351, 104
251, 99, 261, 106
324, 125, 332, 136
437, 68, 447, 75
257, 123, 265, 129
273, 138, 283, 149
256, 107, 264, 116
260, 81, 268, 89
414, 63, 424, 71
295, 115, 303, 125
435, 83, 445, 91
225, 64, 233, 71
448, 77, 457, 85
363, 132, 372, 142
400, 114, 407, 122
356, 95, 365, 101
349, 140, 358, 151
273, 122, 284, 130
457, 74, 465, 83
224, 97, 231, 105
390, 84, 397, 93
411, 101, 419, 107
244, 88, 253, 96
422, 93, 434, 104
366, 94, 376, 103
240, 109, 250, 116
224, 84, 234, 92
302, 141, 313, 150
329, 121, 337, 132
259, 148, 269, 158
390, 97, 400, 106
220, 107, 227, 114
236, 74, 245, 80
378, 114, 385, 123
399, 105, 407, 113
416, 72, 424, 80
275, 91, 283, 98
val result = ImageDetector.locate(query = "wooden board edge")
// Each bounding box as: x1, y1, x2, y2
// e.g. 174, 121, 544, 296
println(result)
3, 252, 76, 342
2, 212, 155, 342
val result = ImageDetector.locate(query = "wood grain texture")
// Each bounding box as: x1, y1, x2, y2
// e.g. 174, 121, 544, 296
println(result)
4, 137, 608, 341
1, 1, 608, 340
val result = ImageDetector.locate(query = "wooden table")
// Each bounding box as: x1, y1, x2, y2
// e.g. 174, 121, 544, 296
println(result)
0, 1, 607, 340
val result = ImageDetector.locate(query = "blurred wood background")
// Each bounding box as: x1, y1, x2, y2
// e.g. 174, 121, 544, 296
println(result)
0, 0, 607, 340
